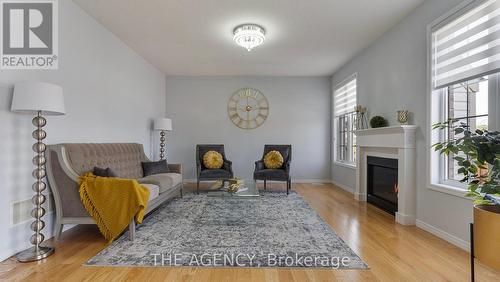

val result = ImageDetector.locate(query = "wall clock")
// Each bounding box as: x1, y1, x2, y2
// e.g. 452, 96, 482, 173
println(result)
227, 88, 269, 129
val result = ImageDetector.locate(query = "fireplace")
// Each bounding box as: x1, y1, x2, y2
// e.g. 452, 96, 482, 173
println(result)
367, 156, 398, 215
355, 125, 417, 225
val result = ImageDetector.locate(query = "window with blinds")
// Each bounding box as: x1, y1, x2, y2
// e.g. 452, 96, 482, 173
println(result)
334, 75, 357, 116
429, 0, 499, 192
334, 74, 357, 165
431, 0, 500, 90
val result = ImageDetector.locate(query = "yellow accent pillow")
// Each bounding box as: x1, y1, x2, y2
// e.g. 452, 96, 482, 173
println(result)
203, 151, 224, 169
264, 150, 284, 169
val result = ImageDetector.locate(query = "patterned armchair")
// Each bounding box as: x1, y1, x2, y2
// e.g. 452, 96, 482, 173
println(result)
254, 145, 292, 194
196, 144, 233, 194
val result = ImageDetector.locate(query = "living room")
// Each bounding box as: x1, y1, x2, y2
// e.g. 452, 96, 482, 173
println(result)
0, 0, 499, 281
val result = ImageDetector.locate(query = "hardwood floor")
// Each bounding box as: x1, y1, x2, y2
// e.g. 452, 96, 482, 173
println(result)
1, 183, 499, 281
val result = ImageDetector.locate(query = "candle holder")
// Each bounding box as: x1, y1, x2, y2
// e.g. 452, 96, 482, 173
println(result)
397, 110, 409, 125
354, 105, 368, 130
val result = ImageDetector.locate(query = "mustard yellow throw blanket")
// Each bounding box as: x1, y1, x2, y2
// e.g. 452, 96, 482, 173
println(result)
79, 173, 150, 242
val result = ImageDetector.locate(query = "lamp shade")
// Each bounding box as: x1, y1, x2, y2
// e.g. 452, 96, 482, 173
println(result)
154, 118, 172, 131
11, 82, 65, 115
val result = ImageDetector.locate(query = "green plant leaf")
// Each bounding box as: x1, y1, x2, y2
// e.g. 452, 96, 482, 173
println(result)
473, 199, 493, 205
432, 123, 500, 200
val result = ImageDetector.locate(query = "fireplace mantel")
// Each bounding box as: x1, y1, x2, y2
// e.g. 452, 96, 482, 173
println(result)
355, 125, 418, 149
354, 125, 419, 225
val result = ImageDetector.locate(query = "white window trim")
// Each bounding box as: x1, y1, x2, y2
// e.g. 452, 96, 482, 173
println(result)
332, 73, 357, 168
428, 182, 469, 198
334, 160, 357, 170
426, 0, 500, 199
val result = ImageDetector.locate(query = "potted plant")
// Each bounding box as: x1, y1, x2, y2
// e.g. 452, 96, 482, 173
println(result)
432, 120, 499, 270
370, 116, 388, 128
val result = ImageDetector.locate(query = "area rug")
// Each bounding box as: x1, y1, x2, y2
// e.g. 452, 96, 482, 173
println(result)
86, 192, 367, 268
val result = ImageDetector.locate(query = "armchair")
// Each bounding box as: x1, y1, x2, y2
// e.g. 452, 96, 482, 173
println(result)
196, 144, 233, 194
254, 145, 292, 194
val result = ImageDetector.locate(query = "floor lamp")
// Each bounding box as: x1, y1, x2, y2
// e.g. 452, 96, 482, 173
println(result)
11, 82, 65, 262
153, 118, 172, 160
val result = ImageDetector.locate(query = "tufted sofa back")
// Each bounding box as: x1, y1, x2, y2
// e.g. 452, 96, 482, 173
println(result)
63, 143, 149, 179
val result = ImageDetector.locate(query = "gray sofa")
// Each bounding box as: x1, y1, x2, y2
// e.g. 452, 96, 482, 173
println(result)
46, 143, 183, 240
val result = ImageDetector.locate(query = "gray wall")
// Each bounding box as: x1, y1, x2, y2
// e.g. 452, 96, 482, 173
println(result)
331, 0, 473, 246
165, 76, 331, 181
0, 1, 166, 260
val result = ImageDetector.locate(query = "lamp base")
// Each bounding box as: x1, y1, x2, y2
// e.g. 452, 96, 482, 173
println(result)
16, 246, 54, 262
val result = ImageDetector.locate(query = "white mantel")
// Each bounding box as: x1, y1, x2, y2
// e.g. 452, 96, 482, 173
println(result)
354, 125, 418, 225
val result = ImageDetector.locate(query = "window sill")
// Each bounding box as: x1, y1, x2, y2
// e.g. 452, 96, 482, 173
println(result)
333, 161, 357, 170
428, 183, 472, 200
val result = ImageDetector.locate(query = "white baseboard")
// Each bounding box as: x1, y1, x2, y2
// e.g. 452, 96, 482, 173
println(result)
0, 217, 75, 262
416, 219, 470, 252
0, 242, 30, 262
292, 179, 331, 184
183, 179, 243, 183
330, 179, 354, 193
395, 212, 416, 225
183, 179, 331, 184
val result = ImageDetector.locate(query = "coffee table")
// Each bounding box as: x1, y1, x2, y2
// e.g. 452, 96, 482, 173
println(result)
207, 179, 260, 198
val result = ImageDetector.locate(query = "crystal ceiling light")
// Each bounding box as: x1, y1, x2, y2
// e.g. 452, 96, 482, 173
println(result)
233, 24, 266, 51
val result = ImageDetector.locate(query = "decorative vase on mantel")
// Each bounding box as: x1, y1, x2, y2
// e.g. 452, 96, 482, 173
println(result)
473, 205, 500, 270
397, 110, 409, 125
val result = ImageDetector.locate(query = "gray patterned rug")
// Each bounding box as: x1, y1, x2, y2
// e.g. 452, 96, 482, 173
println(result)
86, 192, 367, 268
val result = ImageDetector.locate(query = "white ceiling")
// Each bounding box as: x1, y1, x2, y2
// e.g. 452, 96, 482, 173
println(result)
74, 0, 424, 76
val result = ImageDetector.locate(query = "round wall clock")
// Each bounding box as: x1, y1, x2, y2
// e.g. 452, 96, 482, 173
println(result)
227, 88, 269, 129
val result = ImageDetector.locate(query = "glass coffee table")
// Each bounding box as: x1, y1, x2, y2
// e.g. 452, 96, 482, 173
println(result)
207, 179, 260, 198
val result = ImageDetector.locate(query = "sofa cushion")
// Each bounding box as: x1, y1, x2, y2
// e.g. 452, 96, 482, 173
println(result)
138, 173, 182, 194
141, 160, 169, 177
93, 167, 118, 177
140, 183, 160, 201
199, 169, 232, 180
254, 169, 288, 181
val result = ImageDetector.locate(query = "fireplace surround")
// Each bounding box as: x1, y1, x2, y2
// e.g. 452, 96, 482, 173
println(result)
354, 125, 418, 225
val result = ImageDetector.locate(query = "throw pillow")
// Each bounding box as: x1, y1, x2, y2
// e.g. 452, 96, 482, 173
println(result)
93, 167, 108, 177
203, 151, 223, 169
93, 167, 118, 177
106, 168, 118, 178
142, 160, 169, 177
264, 150, 284, 169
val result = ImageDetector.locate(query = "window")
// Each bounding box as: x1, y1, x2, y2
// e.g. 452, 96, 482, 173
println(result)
334, 74, 357, 165
442, 76, 491, 183
429, 0, 500, 192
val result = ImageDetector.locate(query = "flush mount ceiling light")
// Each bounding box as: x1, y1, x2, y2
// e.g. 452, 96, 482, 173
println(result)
233, 24, 266, 51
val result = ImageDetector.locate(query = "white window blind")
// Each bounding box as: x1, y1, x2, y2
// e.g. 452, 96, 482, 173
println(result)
334, 75, 357, 116
432, 0, 500, 89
